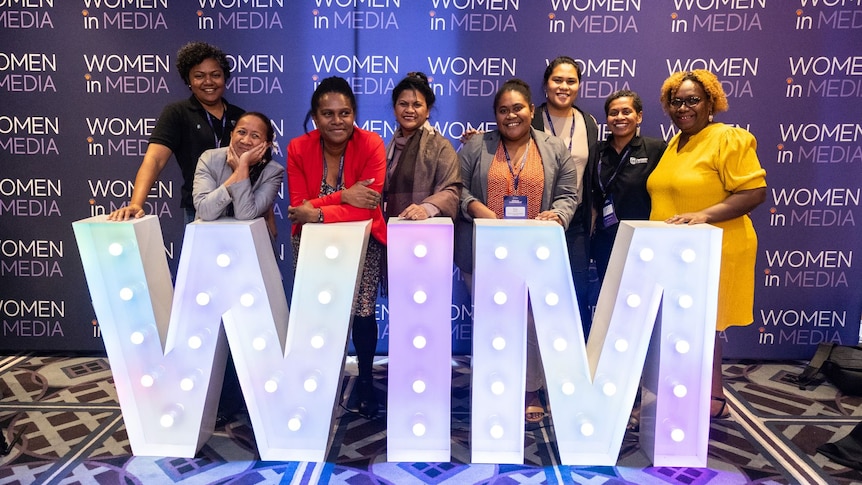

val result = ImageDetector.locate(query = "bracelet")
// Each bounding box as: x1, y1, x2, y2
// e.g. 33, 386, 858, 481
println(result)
317, 208, 324, 223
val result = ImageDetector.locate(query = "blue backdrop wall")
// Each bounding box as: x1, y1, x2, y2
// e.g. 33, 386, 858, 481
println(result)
1, 0, 860, 360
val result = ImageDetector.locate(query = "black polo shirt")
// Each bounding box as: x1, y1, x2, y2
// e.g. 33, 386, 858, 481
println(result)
149, 95, 244, 209
593, 135, 666, 229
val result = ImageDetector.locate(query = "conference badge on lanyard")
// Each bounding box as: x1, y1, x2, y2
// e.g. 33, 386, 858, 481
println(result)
503, 195, 528, 219
602, 194, 619, 227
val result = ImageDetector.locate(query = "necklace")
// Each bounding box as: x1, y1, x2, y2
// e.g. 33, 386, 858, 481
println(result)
320, 140, 345, 189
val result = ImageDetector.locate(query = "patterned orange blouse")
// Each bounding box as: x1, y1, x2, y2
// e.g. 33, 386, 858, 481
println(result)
486, 140, 545, 219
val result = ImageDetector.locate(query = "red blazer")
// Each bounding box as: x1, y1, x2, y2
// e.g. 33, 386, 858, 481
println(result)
287, 127, 387, 245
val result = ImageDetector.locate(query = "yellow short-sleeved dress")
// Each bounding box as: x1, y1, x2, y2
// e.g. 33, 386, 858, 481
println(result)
647, 123, 767, 331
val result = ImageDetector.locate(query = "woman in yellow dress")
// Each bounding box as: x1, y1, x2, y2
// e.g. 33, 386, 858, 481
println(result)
647, 70, 767, 419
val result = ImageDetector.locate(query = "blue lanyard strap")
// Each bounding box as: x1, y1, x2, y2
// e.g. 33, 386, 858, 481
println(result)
544, 107, 575, 152
501, 137, 530, 193
598, 144, 632, 195
204, 104, 227, 148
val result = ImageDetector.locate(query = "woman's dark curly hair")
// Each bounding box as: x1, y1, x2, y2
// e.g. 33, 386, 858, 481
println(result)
659, 69, 728, 115
176, 42, 231, 85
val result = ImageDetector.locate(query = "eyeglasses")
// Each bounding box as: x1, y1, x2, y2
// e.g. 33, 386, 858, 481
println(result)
669, 96, 702, 109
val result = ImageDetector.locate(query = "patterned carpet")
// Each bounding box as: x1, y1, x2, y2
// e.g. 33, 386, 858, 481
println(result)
1, 354, 861, 485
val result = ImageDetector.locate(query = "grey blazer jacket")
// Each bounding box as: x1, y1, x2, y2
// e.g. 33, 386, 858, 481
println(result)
193, 147, 285, 222
455, 127, 579, 272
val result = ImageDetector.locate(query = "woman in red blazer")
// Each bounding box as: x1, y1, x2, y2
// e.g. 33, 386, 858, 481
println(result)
287, 76, 386, 419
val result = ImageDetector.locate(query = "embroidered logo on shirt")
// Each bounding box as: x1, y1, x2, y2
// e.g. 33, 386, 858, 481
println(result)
629, 157, 649, 165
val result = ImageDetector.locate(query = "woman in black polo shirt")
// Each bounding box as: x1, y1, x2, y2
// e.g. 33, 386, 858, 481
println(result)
108, 41, 244, 223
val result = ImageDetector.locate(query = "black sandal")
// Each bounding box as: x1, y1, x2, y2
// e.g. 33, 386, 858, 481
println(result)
711, 397, 731, 420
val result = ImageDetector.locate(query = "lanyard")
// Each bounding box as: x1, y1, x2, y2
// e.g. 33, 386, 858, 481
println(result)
598, 144, 632, 195
321, 140, 345, 189
204, 105, 227, 148
501, 138, 530, 193
544, 107, 575, 152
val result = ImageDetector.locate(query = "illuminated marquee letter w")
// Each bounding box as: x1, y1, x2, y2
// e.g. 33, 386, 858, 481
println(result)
73, 215, 371, 460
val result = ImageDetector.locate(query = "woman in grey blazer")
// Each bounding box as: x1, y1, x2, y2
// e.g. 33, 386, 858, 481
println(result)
455, 78, 578, 422
193, 111, 283, 228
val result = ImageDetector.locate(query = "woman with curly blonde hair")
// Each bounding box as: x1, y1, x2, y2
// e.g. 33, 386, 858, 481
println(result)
647, 69, 767, 419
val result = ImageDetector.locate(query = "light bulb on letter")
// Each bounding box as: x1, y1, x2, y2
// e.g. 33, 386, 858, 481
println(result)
304, 372, 320, 393
187, 329, 210, 350
160, 404, 183, 428
678, 294, 693, 309
490, 379, 505, 396
412, 413, 427, 437
490, 422, 504, 439
310, 334, 325, 349
196, 292, 210, 306
492, 336, 506, 350
671, 334, 691, 354
108, 243, 123, 256
216, 253, 231, 267
140, 366, 163, 388
639, 247, 654, 261
264, 373, 282, 393
240, 292, 255, 307
553, 337, 568, 352
681, 248, 696, 263
130, 330, 146, 345
412, 379, 426, 393
413, 335, 427, 349
288, 408, 306, 432
535, 246, 550, 260
119, 287, 134, 301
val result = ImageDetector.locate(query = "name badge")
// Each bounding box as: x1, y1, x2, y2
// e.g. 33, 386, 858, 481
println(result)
602, 195, 619, 227
503, 195, 528, 219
